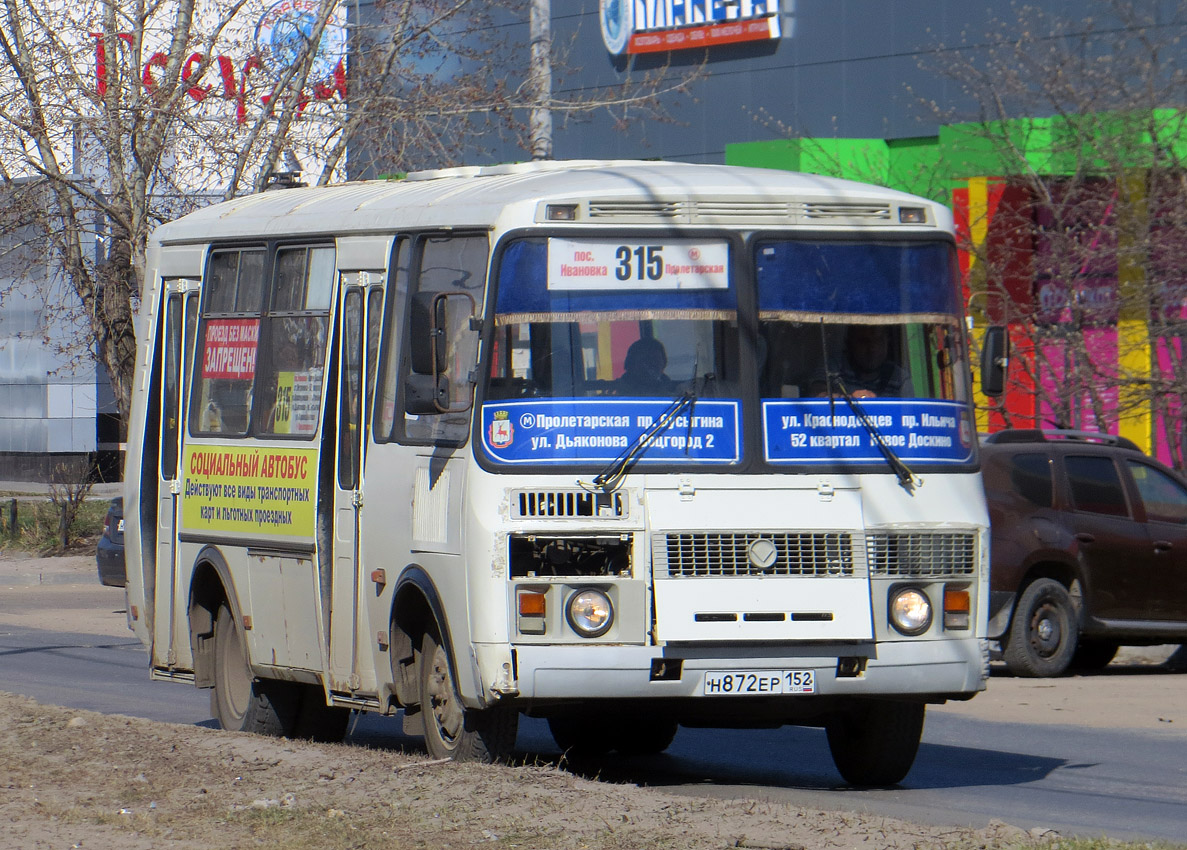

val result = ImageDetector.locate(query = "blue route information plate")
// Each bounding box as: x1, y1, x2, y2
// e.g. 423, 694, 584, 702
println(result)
762, 398, 975, 465
481, 399, 741, 465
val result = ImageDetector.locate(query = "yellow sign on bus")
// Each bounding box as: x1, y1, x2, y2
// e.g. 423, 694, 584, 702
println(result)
182, 444, 317, 537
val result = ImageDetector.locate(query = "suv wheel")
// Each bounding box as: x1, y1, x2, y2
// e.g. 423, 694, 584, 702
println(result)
1003, 578, 1079, 677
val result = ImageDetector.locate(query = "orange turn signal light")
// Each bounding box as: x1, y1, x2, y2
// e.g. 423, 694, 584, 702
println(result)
518, 591, 546, 617
943, 588, 970, 613
943, 586, 971, 630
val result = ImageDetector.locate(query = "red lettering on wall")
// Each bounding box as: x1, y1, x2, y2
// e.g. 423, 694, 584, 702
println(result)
89, 32, 346, 124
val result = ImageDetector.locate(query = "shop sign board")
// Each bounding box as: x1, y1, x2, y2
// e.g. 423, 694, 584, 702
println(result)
600, 0, 781, 56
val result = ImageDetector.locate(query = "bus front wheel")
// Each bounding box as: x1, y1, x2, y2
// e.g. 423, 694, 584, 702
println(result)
418, 627, 517, 762
825, 700, 925, 787
211, 603, 297, 736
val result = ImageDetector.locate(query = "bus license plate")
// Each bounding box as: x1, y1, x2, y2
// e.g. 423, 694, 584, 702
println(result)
701, 670, 815, 696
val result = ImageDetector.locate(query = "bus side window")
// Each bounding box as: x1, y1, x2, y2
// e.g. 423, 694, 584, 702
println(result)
375, 237, 411, 441
189, 249, 266, 436
397, 235, 487, 445
255, 246, 335, 437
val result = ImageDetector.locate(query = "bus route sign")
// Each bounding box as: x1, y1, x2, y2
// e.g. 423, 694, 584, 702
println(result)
481, 399, 741, 465
762, 399, 975, 465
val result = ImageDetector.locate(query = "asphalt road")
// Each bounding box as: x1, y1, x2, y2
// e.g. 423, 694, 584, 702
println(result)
2, 582, 1185, 843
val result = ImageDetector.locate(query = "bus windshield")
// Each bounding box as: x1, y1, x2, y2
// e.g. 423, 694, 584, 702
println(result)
482, 236, 742, 467
479, 235, 974, 469
756, 238, 974, 466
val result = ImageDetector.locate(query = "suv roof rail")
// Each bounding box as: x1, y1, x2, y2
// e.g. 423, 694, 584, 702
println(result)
983, 428, 1141, 452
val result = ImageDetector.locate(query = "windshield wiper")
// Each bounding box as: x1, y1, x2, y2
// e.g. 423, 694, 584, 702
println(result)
827, 374, 919, 492
818, 319, 918, 491
583, 389, 697, 494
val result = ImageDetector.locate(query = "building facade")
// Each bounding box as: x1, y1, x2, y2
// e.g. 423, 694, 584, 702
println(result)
0, 179, 118, 481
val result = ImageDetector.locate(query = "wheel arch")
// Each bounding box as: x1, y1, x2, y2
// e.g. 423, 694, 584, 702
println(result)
389, 564, 482, 709
1010, 558, 1082, 625
188, 545, 243, 688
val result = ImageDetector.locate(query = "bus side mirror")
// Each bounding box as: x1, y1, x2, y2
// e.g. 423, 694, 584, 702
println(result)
405, 373, 451, 414
409, 293, 447, 376
980, 326, 1008, 397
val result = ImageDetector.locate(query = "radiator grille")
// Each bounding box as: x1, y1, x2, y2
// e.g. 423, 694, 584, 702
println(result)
656, 532, 855, 578
866, 531, 976, 576
513, 490, 627, 519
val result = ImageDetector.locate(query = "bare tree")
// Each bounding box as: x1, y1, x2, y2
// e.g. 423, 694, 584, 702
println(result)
921, 1, 1187, 466
0, 0, 694, 429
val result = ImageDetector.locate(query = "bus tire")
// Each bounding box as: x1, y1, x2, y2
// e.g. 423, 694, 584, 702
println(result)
1003, 578, 1078, 678
614, 716, 678, 756
419, 627, 517, 762
547, 714, 615, 760
211, 603, 297, 736
293, 685, 351, 743
825, 700, 924, 787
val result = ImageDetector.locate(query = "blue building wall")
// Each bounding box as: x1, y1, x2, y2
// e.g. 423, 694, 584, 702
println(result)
354, 0, 1182, 167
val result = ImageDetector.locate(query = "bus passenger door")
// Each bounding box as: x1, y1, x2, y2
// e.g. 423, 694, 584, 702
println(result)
328, 284, 369, 692
154, 289, 197, 668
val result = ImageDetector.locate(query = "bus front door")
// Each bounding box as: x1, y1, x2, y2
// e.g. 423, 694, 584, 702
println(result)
327, 284, 369, 693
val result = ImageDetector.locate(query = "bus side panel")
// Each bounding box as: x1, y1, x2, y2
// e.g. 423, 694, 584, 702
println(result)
359, 448, 484, 704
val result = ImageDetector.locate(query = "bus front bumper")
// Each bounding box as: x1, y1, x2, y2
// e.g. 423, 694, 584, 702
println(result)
509, 637, 987, 702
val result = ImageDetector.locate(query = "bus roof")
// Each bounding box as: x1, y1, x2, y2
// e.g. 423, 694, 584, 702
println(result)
150, 159, 951, 246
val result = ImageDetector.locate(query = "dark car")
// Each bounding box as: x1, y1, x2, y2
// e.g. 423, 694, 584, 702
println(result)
96, 497, 125, 587
983, 429, 1187, 677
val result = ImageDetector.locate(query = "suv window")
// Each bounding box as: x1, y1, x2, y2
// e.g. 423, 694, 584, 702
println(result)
1128, 460, 1187, 524
1007, 452, 1053, 508
1065, 455, 1129, 517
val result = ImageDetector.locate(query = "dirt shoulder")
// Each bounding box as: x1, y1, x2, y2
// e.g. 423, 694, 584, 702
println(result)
0, 691, 1053, 850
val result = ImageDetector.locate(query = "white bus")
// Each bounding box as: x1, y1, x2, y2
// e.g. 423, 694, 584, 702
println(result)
124, 160, 990, 785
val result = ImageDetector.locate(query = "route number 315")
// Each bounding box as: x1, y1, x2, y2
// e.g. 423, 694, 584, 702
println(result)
615, 245, 663, 281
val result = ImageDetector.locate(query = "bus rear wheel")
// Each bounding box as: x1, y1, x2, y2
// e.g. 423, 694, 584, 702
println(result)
825, 700, 925, 787
419, 627, 517, 762
211, 603, 297, 736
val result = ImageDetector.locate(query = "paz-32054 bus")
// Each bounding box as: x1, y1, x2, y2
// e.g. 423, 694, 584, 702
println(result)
123, 160, 990, 785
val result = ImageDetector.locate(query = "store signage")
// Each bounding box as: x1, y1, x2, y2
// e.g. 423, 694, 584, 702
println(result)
600, 0, 781, 56
254, 0, 347, 82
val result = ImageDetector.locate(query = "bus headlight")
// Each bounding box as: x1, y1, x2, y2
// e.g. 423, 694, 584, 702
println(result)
889, 587, 932, 636
566, 589, 613, 637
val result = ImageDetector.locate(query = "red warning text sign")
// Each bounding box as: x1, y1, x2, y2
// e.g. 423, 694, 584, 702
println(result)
202, 318, 260, 380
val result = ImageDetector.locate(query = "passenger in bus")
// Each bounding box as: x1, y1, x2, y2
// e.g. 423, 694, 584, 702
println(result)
813, 324, 911, 398
616, 337, 678, 396
200, 399, 223, 432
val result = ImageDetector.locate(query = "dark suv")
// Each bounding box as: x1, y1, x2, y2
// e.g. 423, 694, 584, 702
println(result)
982, 429, 1187, 677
